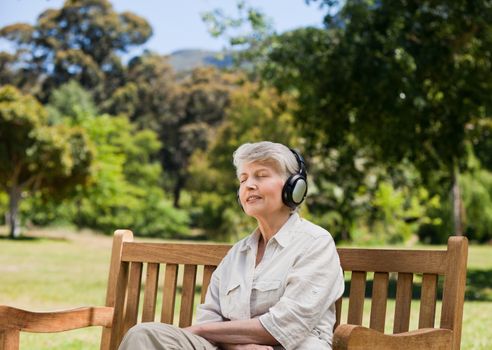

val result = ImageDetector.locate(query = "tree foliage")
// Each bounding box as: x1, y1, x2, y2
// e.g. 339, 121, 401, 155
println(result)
46, 79, 98, 124
264, 1, 492, 169
198, 0, 492, 242
103, 52, 176, 130
162, 67, 239, 207
68, 114, 189, 237
34, 81, 191, 237
222, 0, 492, 240
0, 0, 152, 102
0, 85, 93, 237
2, 0, 491, 244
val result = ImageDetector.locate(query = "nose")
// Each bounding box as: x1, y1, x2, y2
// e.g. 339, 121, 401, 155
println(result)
243, 177, 258, 189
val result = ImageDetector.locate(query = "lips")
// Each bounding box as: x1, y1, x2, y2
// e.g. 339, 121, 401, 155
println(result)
246, 195, 262, 202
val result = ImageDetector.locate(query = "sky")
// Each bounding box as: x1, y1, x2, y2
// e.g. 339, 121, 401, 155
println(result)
0, 0, 326, 55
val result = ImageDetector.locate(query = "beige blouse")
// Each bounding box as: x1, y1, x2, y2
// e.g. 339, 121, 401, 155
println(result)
196, 213, 345, 350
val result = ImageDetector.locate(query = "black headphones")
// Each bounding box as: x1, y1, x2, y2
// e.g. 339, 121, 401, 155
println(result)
282, 149, 308, 209
237, 148, 308, 210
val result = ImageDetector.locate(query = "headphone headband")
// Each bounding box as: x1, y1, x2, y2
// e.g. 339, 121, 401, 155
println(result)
289, 148, 307, 178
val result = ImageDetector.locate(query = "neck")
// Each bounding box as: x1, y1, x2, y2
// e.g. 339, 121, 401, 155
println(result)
256, 210, 292, 243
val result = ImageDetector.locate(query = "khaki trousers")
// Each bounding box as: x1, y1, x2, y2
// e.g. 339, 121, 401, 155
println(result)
118, 322, 219, 350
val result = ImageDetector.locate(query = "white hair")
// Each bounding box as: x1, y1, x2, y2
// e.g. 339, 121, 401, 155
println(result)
232, 141, 299, 179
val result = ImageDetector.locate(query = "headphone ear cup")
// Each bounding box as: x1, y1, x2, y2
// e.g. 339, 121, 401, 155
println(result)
282, 174, 308, 208
291, 177, 308, 204
282, 178, 293, 208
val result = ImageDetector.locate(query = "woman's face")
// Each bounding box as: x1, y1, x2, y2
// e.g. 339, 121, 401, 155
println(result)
238, 160, 288, 220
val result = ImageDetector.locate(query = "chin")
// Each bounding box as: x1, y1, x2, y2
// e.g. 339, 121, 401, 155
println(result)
243, 205, 264, 217
244, 208, 260, 217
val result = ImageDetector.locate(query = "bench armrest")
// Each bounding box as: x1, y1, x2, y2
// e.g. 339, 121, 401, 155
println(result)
0, 305, 113, 333
333, 324, 453, 350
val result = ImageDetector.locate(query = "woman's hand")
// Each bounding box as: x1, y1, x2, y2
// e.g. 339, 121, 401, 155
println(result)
221, 344, 274, 350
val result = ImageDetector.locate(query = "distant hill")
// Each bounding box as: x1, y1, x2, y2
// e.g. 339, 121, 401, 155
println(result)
168, 49, 234, 72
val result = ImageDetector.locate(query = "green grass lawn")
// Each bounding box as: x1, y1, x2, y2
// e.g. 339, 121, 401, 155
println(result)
1, 228, 491, 349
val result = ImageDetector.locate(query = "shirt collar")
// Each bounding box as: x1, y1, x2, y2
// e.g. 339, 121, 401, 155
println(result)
272, 212, 300, 248
240, 213, 300, 252
240, 228, 260, 252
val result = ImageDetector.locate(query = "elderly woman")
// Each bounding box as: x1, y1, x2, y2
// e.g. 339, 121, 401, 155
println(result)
119, 141, 344, 350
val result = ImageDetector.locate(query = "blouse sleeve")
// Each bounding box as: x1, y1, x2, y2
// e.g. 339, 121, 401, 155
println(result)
258, 235, 344, 350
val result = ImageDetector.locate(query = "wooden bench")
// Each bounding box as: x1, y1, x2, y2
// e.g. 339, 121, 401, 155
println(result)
0, 230, 468, 350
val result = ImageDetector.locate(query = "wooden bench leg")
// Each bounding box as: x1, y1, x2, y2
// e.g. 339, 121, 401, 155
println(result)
0, 329, 20, 350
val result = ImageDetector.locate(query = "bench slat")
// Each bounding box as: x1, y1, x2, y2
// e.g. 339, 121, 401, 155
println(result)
348, 271, 366, 325
335, 297, 343, 329
142, 263, 160, 322
122, 243, 230, 265
393, 272, 413, 334
179, 264, 197, 328
338, 249, 447, 274
123, 262, 143, 335
109, 261, 129, 350
161, 264, 179, 324
418, 273, 437, 328
201, 265, 216, 303
370, 272, 389, 332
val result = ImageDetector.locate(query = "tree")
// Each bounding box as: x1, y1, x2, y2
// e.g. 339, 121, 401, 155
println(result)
204, 0, 492, 240
258, 0, 492, 237
106, 55, 237, 208
162, 67, 239, 207
36, 81, 190, 238
68, 114, 190, 237
46, 79, 98, 124
0, 0, 152, 103
103, 51, 176, 131
0, 85, 93, 238
202, 0, 275, 66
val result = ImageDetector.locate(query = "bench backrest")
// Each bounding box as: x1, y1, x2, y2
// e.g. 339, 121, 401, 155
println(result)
103, 231, 467, 350
102, 230, 231, 350
336, 236, 468, 350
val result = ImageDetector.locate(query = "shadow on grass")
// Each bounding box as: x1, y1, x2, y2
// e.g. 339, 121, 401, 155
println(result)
0, 235, 40, 241
466, 269, 492, 301
341, 269, 492, 302
0, 235, 68, 242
